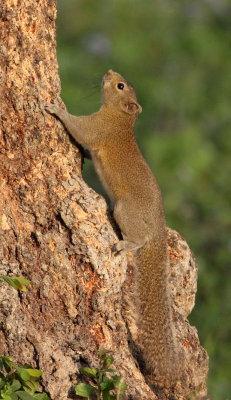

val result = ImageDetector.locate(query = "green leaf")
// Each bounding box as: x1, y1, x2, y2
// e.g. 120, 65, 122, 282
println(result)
98, 348, 106, 359
1, 276, 30, 292
22, 379, 38, 394
33, 394, 50, 400
20, 365, 31, 370
16, 391, 37, 400
102, 393, 115, 400
15, 368, 30, 382
102, 390, 109, 400
9, 393, 19, 400
0, 376, 6, 390
75, 383, 96, 398
16, 367, 41, 385
100, 377, 114, 392
113, 376, 127, 396
23, 370, 42, 378
111, 376, 121, 385
1, 383, 13, 396
1, 394, 12, 400
1, 356, 13, 373
79, 367, 98, 379
9, 380, 21, 393
102, 355, 113, 370
12, 278, 30, 292
1, 277, 18, 290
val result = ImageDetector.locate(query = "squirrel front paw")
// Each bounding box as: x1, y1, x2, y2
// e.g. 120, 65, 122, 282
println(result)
45, 102, 62, 116
111, 242, 122, 254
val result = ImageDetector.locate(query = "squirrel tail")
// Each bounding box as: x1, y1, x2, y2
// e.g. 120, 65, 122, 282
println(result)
136, 235, 183, 386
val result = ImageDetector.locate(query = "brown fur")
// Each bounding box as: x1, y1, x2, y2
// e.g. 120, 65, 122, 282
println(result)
45, 69, 183, 386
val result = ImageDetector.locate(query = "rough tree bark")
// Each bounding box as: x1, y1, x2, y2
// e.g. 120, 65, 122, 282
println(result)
0, 1, 209, 399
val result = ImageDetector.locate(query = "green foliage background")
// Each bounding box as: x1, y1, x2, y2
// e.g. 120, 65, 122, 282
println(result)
56, 1, 231, 398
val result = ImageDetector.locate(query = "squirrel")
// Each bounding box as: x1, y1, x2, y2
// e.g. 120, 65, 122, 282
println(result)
45, 70, 183, 387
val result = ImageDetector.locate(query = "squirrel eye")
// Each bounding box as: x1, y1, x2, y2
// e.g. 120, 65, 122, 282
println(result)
117, 83, 124, 90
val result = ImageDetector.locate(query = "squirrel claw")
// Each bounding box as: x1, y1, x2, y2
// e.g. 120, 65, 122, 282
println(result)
111, 243, 121, 254
45, 103, 59, 115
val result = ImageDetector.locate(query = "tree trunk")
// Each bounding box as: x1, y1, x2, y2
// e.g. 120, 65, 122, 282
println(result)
0, 1, 209, 399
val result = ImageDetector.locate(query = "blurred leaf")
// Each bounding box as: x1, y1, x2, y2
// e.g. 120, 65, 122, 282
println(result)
22, 370, 42, 378
1, 276, 20, 290
10, 393, 19, 400
0, 356, 14, 373
22, 380, 38, 394
15, 368, 30, 382
1, 276, 30, 292
75, 383, 95, 398
1, 395, 11, 400
9, 380, 21, 393
33, 394, 50, 400
102, 356, 113, 370
79, 367, 98, 379
113, 376, 127, 394
99, 348, 106, 359
100, 377, 114, 391
102, 391, 116, 400
16, 392, 37, 400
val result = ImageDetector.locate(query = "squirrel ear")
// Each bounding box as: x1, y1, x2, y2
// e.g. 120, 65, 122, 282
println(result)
120, 100, 142, 115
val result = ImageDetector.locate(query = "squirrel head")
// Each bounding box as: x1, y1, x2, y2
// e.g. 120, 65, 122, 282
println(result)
102, 70, 142, 118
